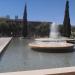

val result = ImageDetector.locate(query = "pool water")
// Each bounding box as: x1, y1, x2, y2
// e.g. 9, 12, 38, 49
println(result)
0, 37, 75, 73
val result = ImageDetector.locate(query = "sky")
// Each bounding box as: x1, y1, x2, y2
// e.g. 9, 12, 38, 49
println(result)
0, 0, 75, 25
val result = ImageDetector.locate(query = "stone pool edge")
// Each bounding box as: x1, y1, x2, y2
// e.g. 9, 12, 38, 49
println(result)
0, 66, 75, 75
0, 37, 12, 54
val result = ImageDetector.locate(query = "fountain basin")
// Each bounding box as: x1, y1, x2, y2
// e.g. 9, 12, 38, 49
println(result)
35, 38, 75, 42
29, 22, 75, 53
29, 41, 74, 53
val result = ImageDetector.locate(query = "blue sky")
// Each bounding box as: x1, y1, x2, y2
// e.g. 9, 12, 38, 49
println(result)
0, 0, 75, 25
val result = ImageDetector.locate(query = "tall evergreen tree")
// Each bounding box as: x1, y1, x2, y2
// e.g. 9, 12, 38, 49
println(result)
63, 0, 71, 37
22, 3, 28, 37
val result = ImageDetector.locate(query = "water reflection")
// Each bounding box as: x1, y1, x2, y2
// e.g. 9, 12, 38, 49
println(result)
0, 37, 75, 73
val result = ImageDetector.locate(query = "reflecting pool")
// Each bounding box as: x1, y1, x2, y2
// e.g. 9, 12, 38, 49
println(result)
0, 37, 75, 73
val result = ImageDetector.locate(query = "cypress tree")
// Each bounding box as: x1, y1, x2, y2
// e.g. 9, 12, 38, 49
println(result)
63, 0, 71, 37
22, 3, 28, 37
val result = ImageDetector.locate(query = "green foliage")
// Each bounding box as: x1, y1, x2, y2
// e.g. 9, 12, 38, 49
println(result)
22, 21, 28, 37
58, 24, 63, 36
71, 26, 75, 32
22, 4, 28, 37
38, 23, 49, 37
28, 22, 50, 37
63, 0, 71, 37
0, 21, 8, 36
0, 20, 22, 37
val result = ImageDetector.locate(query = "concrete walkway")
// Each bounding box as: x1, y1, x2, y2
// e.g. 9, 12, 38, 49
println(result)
0, 37, 12, 53
0, 66, 75, 75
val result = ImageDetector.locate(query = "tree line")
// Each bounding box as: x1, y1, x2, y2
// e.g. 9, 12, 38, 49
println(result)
0, 20, 23, 37
0, 20, 75, 37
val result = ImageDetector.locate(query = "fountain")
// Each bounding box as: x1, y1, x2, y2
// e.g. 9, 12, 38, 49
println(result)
29, 23, 74, 52
50, 23, 60, 38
